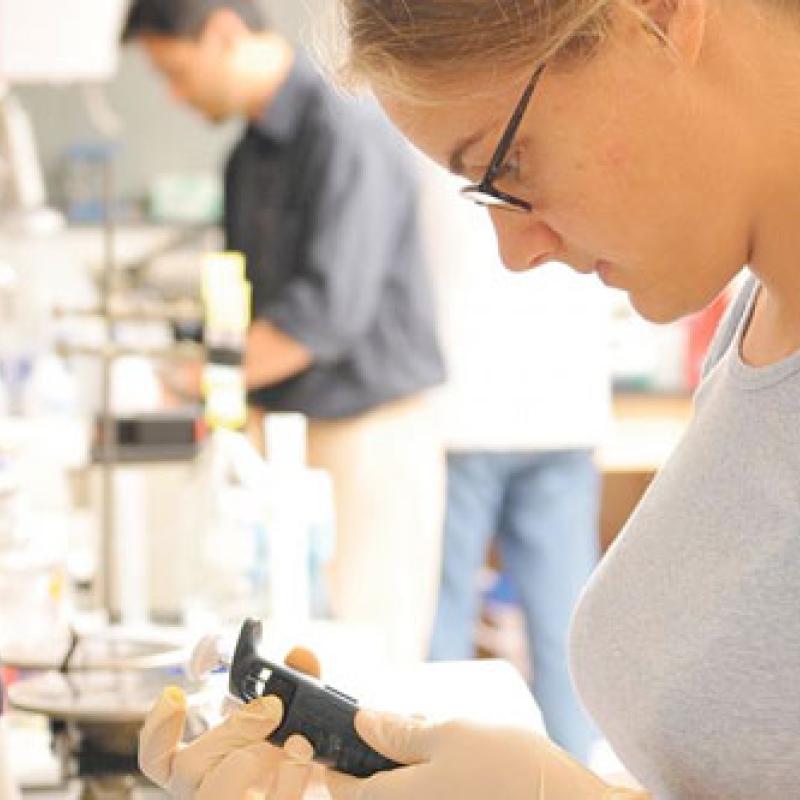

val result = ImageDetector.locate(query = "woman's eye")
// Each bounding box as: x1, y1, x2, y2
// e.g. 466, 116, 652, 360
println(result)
495, 154, 522, 182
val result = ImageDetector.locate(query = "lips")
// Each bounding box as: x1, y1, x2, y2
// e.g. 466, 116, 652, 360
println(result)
594, 260, 616, 285
527, 254, 552, 269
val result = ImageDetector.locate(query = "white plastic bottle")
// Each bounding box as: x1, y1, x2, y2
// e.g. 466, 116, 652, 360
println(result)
264, 413, 312, 625
0, 718, 22, 800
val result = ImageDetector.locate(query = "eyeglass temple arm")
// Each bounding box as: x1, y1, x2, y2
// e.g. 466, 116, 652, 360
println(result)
483, 64, 546, 186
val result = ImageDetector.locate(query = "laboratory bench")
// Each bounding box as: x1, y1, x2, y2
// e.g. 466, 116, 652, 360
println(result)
5, 658, 544, 800
0, 222, 220, 301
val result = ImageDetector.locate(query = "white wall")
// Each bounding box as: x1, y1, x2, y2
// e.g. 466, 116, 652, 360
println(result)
16, 0, 329, 201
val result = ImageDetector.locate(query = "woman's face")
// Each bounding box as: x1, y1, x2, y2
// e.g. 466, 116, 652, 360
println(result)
376, 10, 753, 323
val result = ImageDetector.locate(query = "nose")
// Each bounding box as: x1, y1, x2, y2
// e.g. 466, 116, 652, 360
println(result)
488, 207, 563, 272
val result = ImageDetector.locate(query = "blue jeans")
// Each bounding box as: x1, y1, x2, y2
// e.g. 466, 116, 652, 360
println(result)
429, 450, 600, 763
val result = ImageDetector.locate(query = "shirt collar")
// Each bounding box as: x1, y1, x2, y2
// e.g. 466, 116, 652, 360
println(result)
252, 50, 319, 143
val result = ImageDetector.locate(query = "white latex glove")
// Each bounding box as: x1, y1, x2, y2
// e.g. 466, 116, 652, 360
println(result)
326, 710, 650, 800
138, 686, 314, 800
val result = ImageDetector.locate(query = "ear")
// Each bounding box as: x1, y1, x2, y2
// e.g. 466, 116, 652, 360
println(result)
200, 8, 250, 51
642, 0, 707, 65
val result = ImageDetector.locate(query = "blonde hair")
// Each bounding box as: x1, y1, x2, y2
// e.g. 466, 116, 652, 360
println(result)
336, 0, 624, 101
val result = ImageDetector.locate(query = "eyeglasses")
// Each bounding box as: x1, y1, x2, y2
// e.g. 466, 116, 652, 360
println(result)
460, 64, 546, 213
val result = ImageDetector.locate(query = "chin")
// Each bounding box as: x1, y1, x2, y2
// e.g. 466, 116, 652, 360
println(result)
627, 292, 690, 325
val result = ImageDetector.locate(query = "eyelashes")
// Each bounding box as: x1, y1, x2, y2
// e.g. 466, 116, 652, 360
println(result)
494, 150, 523, 183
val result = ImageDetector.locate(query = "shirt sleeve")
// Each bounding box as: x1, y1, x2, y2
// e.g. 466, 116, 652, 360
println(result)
257, 132, 415, 363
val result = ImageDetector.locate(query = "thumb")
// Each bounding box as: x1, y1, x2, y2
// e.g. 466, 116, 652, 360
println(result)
170, 695, 284, 796
139, 686, 188, 787
354, 710, 435, 766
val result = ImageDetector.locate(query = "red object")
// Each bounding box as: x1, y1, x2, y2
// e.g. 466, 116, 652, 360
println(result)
1, 666, 20, 714
685, 292, 730, 389
194, 416, 209, 442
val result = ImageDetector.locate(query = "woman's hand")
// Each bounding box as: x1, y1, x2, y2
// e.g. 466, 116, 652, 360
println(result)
326, 710, 649, 800
138, 688, 313, 800
139, 647, 323, 800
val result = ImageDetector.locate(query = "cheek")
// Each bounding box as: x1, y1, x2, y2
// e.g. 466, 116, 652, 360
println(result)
536, 139, 635, 250
562, 127, 673, 251
572, 120, 643, 194
595, 135, 632, 173
582, 137, 643, 225
538, 78, 656, 220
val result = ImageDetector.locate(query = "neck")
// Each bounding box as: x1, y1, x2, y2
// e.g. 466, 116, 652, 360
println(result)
723, 7, 800, 362
233, 33, 295, 121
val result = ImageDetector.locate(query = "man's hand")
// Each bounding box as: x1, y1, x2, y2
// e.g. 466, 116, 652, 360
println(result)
244, 320, 312, 389
160, 359, 205, 402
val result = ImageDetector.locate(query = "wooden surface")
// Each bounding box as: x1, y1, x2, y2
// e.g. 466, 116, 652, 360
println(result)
598, 393, 693, 474
599, 393, 693, 549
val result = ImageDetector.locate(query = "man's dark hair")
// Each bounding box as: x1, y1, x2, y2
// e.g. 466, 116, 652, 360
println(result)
122, 0, 269, 43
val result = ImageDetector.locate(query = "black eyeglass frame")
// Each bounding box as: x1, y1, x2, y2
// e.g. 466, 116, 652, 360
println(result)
460, 63, 546, 213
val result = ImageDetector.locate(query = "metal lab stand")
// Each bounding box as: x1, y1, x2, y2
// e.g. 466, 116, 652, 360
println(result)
54, 158, 207, 619
8, 670, 194, 799
3, 631, 192, 799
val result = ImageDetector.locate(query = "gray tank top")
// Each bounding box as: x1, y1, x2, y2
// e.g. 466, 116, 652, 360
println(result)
570, 274, 800, 799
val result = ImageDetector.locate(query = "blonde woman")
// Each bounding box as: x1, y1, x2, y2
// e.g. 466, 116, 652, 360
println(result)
139, 1, 800, 798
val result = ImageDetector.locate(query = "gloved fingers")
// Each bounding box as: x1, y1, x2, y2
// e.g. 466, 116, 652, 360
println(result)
191, 695, 283, 754
326, 763, 429, 800
271, 757, 315, 799
325, 770, 360, 800
138, 685, 188, 787
284, 646, 322, 679
283, 734, 315, 763
253, 733, 315, 799
195, 741, 284, 800
325, 712, 436, 800
171, 696, 284, 796
184, 705, 213, 741
535, 737, 612, 798
353, 709, 435, 765
220, 694, 246, 719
